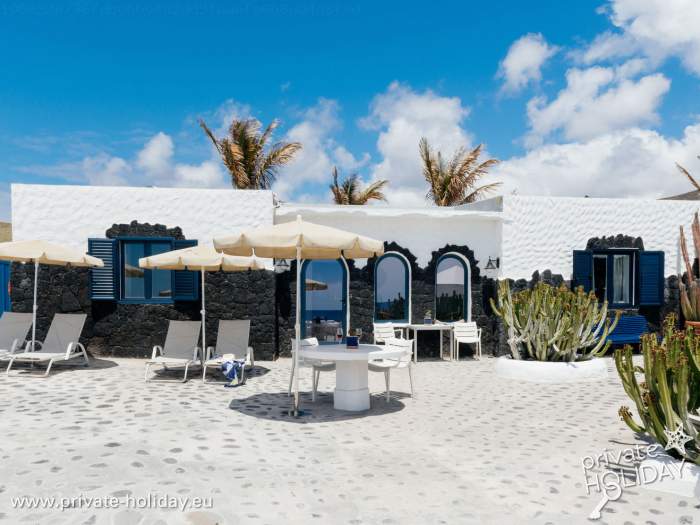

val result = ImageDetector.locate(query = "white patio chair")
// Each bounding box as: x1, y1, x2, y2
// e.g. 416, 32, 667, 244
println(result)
453, 321, 482, 360
0, 312, 33, 359
288, 337, 336, 402
372, 322, 404, 344
5, 314, 88, 377
368, 338, 414, 401
144, 320, 201, 382
202, 320, 255, 383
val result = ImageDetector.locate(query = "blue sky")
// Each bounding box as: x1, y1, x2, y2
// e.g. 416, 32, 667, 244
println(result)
2, 0, 700, 220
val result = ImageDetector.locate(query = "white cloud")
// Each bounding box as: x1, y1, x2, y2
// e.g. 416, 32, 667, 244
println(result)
526, 66, 670, 146
494, 122, 700, 198
18, 132, 227, 189
274, 98, 370, 200
582, 0, 700, 76
81, 154, 132, 185
362, 82, 473, 206
498, 33, 558, 93
136, 132, 173, 179
136, 132, 227, 188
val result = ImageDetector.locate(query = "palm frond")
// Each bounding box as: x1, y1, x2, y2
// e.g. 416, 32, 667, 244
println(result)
201, 116, 301, 189
677, 162, 700, 192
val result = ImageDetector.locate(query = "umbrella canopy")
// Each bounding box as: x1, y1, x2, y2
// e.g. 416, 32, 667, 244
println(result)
305, 278, 328, 291
0, 240, 104, 267
139, 244, 265, 272
139, 244, 265, 359
213, 215, 384, 415
0, 240, 104, 351
213, 215, 384, 260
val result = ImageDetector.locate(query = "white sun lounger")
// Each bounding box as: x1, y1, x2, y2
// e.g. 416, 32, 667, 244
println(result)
0, 312, 33, 359
5, 314, 88, 377
202, 320, 255, 382
145, 320, 201, 382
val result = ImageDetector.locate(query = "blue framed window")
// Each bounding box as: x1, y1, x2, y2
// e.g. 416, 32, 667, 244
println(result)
591, 250, 636, 307
121, 239, 173, 303
572, 249, 664, 307
301, 259, 348, 343
374, 252, 410, 323
435, 252, 471, 322
88, 237, 198, 304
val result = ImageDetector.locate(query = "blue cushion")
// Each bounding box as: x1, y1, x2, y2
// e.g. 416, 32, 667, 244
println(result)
605, 314, 648, 344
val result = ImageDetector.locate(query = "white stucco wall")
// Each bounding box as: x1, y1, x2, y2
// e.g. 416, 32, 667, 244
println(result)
277, 204, 503, 272
11, 184, 275, 250
499, 195, 700, 280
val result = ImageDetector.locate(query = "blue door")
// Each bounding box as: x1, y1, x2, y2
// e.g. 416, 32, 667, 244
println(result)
0, 261, 10, 313
301, 259, 347, 343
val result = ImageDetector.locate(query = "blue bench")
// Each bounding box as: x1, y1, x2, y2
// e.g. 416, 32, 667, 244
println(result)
605, 314, 649, 345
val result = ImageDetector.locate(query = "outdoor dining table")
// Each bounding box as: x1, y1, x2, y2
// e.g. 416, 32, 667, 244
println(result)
405, 323, 454, 362
298, 343, 406, 411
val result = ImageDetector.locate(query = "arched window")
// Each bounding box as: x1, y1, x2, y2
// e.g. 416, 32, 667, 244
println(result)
301, 258, 349, 343
435, 252, 471, 322
374, 252, 411, 323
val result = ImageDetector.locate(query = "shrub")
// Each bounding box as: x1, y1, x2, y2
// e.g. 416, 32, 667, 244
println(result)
490, 281, 619, 362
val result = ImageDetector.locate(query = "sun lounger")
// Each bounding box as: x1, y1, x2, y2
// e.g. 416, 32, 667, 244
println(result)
202, 320, 254, 382
144, 320, 201, 382
5, 314, 88, 377
0, 312, 33, 359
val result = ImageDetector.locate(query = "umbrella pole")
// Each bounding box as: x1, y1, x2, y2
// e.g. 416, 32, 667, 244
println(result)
31, 261, 38, 351
293, 246, 302, 415
200, 268, 206, 360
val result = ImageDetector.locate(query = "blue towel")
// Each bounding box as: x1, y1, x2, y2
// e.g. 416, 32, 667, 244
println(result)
221, 359, 246, 387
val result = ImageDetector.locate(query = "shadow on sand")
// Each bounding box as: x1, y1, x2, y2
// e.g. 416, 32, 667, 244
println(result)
5, 356, 119, 377
228, 390, 408, 423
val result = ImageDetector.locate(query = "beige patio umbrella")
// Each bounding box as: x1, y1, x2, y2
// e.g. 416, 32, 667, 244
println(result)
305, 278, 328, 291
214, 215, 384, 414
139, 244, 265, 352
0, 240, 104, 351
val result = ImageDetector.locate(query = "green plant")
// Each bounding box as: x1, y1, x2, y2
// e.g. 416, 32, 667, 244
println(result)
419, 137, 501, 206
199, 118, 302, 189
679, 212, 700, 322
490, 281, 619, 362
615, 315, 700, 464
330, 167, 388, 205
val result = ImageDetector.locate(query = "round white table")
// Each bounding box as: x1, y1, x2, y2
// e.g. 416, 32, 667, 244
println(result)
298, 343, 405, 411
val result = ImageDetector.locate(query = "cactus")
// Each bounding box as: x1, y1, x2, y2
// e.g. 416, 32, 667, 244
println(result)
490, 281, 619, 362
679, 212, 700, 321
615, 315, 700, 464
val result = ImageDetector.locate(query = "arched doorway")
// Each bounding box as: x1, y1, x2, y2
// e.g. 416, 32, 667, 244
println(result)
301, 258, 349, 343
434, 252, 472, 322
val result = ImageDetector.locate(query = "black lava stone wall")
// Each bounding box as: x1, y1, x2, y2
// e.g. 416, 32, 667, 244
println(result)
12, 226, 674, 361
11, 221, 279, 359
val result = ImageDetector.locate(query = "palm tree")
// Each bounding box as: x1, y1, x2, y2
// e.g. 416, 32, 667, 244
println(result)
677, 157, 700, 191
199, 118, 302, 189
419, 137, 500, 206
329, 167, 388, 205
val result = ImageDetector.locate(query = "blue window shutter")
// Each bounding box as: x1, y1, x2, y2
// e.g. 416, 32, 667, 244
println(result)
172, 239, 199, 301
572, 250, 593, 292
639, 251, 664, 306
88, 238, 118, 300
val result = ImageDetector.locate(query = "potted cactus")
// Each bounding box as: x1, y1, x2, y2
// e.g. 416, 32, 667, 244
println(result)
679, 213, 700, 333
615, 314, 700, 465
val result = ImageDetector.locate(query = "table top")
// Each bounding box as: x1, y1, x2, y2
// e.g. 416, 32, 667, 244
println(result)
407, 323, 454, 330
299, 343, 405, 361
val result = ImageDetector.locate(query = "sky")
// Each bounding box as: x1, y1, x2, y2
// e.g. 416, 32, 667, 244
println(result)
2, 0, 700, 220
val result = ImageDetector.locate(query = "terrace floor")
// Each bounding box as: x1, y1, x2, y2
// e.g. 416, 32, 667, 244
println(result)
0, 356, 697, 524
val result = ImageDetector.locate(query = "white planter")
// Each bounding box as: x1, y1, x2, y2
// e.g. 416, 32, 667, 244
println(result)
494, 356, 608, 383
640, 453, 700, 498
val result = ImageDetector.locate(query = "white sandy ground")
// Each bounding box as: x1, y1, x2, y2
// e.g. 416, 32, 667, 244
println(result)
0, 356, 698, 525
